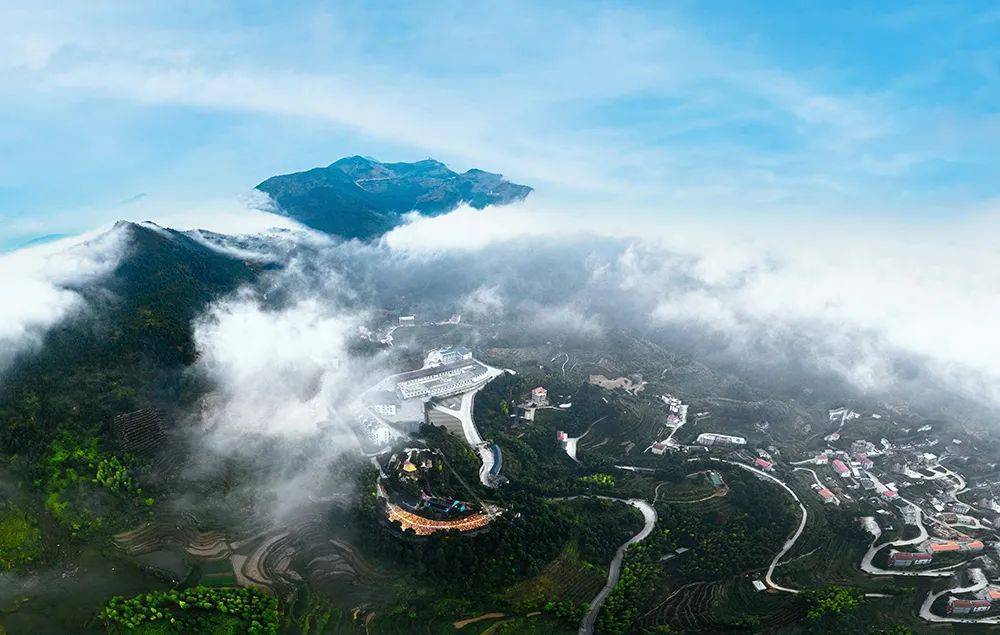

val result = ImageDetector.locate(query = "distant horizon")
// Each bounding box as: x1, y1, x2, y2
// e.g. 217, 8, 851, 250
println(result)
2, 1, 998, 247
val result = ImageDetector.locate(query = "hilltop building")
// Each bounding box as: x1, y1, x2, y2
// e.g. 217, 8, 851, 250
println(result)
922, 539, 985, 554
396, 360, 491, 400
814, 486, 839, 505
852, 439, 876, 454
425, 346, 473, 367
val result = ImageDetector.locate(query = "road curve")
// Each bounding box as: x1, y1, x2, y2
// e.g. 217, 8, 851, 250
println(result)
858, 498, 959, 578
918, 570, 999, 624
564, 416, 607, 462
578, 498, 657, 635
711, 458, 806, 594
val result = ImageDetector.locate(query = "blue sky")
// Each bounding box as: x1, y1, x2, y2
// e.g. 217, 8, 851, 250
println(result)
1, 1, 997, 249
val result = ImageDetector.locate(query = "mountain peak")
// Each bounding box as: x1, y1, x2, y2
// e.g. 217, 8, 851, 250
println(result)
255, 156, 531, 240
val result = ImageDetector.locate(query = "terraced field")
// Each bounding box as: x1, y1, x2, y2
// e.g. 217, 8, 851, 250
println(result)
636, 577, 802, 631
578, 399, 662, 458
636, 581, 725, 630
714, 578, 802, 628
501, 542, 605, 609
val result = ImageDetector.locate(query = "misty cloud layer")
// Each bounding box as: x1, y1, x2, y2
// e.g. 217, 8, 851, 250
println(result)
0, 225, 129, 371
2, 193, 998, 524
376, 200, 1000, 410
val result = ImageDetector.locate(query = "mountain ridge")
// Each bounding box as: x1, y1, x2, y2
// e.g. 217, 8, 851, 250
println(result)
255, 156, 532, 240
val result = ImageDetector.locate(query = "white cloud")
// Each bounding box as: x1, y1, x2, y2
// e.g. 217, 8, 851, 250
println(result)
460, 285, 505, 320
384, 199, 1000, 403
0, 225, 128, 368
122, 191, 306, 237
189, 291, 365, 444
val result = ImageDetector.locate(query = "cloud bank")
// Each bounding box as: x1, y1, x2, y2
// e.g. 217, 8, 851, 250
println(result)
0, 226, 129, 370
382, 198, 1000, 407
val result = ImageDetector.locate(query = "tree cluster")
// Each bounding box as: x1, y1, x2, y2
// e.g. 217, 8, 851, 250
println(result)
100, 585, 279, 634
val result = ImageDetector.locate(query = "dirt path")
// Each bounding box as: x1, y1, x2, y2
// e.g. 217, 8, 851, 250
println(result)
453, 612, 505, 629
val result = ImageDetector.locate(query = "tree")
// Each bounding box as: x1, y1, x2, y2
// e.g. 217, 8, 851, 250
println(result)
802, 585, 864, 630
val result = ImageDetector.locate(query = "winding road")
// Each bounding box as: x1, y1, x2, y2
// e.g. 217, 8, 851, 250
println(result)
577, 498, 657, 635
858, 498, 962, 578
710, 458, 807, 594
429, 365, 505, 487
918, 569, 999, 624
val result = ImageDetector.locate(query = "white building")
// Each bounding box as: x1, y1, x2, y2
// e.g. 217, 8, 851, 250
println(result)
396, 361, 491, 399
695, 433, 747, 447
440, 346, 473, 364
399, 315, 416, 326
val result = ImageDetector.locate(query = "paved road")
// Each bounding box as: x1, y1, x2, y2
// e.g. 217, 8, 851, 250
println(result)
578, 498, 657, 635
858, 498, 959, 578
792, 466, 841, 506
918, 569, 998, 624
794, 466, 823, 488
430, 365, 505, 486
564, 416, 607, 462
711, 458, 807, 594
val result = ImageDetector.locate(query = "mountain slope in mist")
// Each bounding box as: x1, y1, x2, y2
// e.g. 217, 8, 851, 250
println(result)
0, 222, 259, 457
255, 156, 532, 240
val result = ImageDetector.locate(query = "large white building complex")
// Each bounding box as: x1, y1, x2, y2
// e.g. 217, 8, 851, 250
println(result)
396, 359, 491, 400
359, 348, 496, 435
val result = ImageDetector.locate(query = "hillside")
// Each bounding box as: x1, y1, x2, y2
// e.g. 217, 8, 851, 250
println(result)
0, 222, 259, 458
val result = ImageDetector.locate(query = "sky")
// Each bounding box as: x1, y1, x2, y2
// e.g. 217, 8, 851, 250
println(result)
1, 1, 998, 249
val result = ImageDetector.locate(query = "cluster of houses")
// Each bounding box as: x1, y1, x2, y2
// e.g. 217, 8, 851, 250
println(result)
946, 569, 1000, 615
948, 585, 1000, 615
888, 538, 986, 568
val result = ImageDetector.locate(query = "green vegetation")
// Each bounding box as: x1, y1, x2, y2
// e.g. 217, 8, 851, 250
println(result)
542, 599, 588, 626
0, 223, 256, 462
39, 434, 147, 535
595, 528, 672, 634
578, 473, 615, 488
99, 586, 279, 634
0, 502, 41, 570
655, 468, 796, 580
502, 542, 604, 610
802, 585, 865, 628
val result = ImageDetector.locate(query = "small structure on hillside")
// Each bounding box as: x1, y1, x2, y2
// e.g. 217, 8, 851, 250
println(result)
948, 597, 992, 615
531, 386, 549, 407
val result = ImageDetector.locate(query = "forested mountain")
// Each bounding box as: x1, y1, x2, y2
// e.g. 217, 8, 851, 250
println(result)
0, 222, 258, 459
255, 156, 532, 240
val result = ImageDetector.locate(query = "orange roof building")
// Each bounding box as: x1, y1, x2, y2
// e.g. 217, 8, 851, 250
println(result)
929, 541, 961, 553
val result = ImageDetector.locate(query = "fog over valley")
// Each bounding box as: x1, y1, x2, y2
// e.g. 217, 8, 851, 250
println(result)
2, 4, 998, 632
